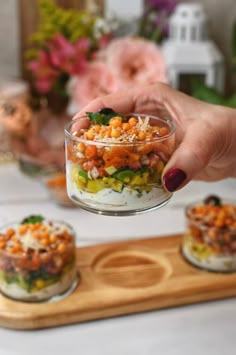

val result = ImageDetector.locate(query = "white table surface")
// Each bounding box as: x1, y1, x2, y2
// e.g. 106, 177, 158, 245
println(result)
0, 163, 236, 355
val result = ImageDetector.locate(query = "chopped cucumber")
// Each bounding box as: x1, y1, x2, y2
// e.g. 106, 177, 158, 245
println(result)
77, 169, 88, 185
113, 169, 135, 181
18, 274, 31, 291
78, 169, 88, 180
105, 166, 117, 175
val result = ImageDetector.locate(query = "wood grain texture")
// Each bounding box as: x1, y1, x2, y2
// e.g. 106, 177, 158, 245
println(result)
0, 234, 236, 330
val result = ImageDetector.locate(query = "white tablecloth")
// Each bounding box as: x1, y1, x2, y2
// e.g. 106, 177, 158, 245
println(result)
0, 163, 235, 355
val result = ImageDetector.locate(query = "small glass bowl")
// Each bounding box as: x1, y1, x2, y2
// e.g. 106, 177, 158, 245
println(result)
0, 218, 78, 302
182, 197, 236, 272
42, 172, 77, 208
65, 113, 176, 216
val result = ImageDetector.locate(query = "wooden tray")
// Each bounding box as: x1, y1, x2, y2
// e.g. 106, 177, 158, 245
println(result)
1, 234, 236, 330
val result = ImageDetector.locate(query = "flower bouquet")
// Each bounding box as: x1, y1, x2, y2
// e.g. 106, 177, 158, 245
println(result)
1, 0, 171, 207
67, 36, 167, 114
138, 0, 177, 43
0, 0, 112, 206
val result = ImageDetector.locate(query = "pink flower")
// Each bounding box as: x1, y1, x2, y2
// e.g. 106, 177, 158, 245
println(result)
100, 37, 167, 87
47, 35, 90, 75
35, 78, 54, 93
72, 62, 119, 108
28, 51, 58, 93
28, 34, 91, 94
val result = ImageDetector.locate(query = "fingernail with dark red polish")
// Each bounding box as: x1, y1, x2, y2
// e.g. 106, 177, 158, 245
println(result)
163, 168, 187, 192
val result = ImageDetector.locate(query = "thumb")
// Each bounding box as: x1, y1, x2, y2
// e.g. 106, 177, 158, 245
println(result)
162, 121, 217, 192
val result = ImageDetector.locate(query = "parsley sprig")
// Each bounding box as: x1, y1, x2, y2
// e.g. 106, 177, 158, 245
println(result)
86, 111, 126, 126
21, 215, 44, 224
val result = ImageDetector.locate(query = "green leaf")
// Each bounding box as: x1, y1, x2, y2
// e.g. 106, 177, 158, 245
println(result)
191, 80, 224, 105
224, 92, 236, 108
86, 112, 126, 125
21, 215, 44, 224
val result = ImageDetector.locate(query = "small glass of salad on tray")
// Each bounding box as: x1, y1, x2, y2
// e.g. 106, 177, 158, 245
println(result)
0, 215, 78, 302
65, 108, 176, 216
182, 195, 236, 272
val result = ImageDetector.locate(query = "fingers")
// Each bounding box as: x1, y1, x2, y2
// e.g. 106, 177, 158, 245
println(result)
73, 82, 176, 120
73, 87, 138, 120
70, 116, 90, 132
162, 118, 218, 191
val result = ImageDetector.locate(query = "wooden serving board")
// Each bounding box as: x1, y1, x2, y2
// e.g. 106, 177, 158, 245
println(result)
1, 234, 236, 330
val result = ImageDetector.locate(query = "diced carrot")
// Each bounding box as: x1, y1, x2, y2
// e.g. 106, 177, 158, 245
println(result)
85, 145, 98, 159
46, 174, 67, 188
28, 254, 41, 270
137, 143, 153, 155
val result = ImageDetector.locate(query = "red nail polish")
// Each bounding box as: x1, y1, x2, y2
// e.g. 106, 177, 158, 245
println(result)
163, 168, 187, 192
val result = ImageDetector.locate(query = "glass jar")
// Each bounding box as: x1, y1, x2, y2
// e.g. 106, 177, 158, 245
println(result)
0, 80, 29, 162
0, 217, 78, 302
65, 112, 176, 216
182, 196, 236, 272
42, 172, 77, 208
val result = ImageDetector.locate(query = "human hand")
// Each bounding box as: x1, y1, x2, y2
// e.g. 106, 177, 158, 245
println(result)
74, 83, 236, 192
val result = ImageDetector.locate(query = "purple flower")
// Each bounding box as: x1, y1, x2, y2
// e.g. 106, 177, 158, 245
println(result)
146, 0, 177, 14
152, 12, 169, 36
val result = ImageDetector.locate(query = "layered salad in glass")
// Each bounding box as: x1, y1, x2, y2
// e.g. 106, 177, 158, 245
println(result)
0, 216, 77, 302
182, 195, 236, 272
65, 109, 176, 215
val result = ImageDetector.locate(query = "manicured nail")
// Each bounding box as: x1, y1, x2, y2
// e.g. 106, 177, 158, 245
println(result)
163, 168, 187, 192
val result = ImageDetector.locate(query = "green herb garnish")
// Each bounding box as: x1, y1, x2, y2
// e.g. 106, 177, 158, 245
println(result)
86, 111, 126, 125
21, 215, 44, 224
204, 195, 222, 207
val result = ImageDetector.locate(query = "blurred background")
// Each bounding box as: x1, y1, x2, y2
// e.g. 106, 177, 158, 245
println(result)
0, 0, 235, 206
1, 1, 235, 88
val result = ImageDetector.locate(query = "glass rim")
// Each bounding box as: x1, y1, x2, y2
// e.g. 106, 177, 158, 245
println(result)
64, 112, 176, 146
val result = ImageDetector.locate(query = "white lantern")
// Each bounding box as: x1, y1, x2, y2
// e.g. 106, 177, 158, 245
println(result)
162, 3, 225, 92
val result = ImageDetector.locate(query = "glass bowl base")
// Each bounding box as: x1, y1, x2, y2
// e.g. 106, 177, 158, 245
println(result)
182, 244, 236, 273
0, 272, 80, 303
69, 194, 172, 216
